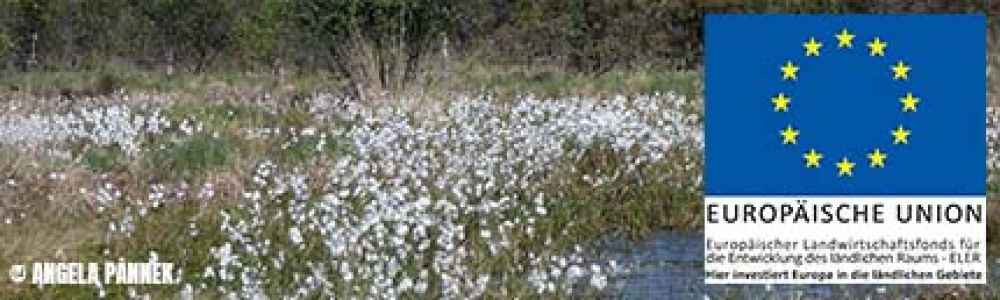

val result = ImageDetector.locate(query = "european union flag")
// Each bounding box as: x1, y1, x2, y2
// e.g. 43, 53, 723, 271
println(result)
705, 14, 985, 196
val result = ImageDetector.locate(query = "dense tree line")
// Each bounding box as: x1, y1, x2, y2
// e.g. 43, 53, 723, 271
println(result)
0, 0, 994, 97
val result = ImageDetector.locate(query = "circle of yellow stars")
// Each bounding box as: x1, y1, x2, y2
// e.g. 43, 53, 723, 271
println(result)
774, 28, 918, 178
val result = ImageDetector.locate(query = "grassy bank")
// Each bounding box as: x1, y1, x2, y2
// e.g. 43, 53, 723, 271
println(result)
0, 64, 701, 104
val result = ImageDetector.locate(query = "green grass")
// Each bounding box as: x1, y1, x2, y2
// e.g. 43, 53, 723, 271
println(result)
146, 133, 235, 181
161, 102, 271, 129
0, 67, 342, 99
79, 146, 123, 173
450, 64, 702, 99
277, 136, 343, 164
0, 63, 702, 103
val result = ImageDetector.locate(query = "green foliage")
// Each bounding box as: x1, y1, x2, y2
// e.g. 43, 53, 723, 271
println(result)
80, 146, 122, 172
149, 133, 234, 180
0, 31, 11, 63
132, 0, 236, 71
0, 0, 994, 90
291, 0, 453, 97
232, 0, 287, 67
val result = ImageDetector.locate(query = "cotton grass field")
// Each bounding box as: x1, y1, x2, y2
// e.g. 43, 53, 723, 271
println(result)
0, 90, 710, 298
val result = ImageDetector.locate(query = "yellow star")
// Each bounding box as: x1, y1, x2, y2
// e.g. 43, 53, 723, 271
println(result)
867, 148, 887, 168
891, 125, 911, 144
899, 92, 920, 112
868, 37, 887, 56
772, 93, 791, 112
835, 28, 854, 48
836, 157, 856, 177
892, 60, 910, 80
803, 149, 823, 168
779, 125, 799, 145
780, 60, 799, 80
803, 37, 822, 56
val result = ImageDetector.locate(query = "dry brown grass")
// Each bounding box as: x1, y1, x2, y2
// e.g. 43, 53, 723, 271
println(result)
0, 150, 96, 214
0, 214, 104, 295
0, 216, 103, 263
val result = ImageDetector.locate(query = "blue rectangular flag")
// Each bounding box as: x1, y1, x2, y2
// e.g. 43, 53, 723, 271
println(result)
704, 14, 986, 284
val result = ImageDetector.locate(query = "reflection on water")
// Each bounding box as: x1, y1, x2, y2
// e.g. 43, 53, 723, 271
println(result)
602, 231, 998, 299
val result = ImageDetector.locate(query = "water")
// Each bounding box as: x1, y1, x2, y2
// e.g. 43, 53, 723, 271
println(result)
603, 231, 999, 299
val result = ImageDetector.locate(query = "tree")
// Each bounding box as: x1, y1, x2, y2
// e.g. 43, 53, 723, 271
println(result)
131, 0, 234, 73
292, 0, 452, 101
